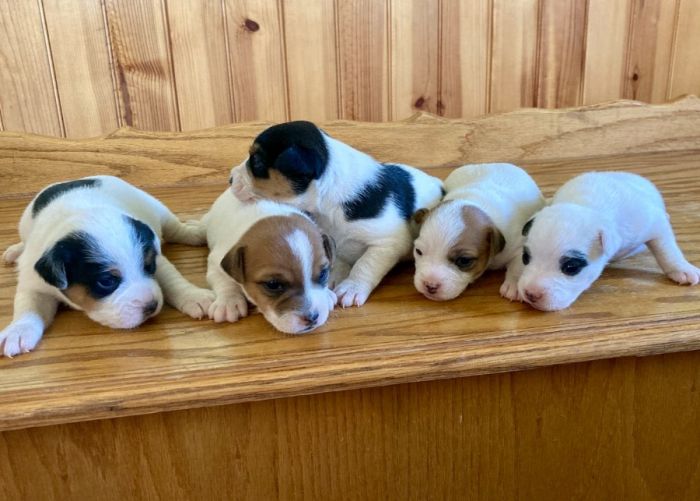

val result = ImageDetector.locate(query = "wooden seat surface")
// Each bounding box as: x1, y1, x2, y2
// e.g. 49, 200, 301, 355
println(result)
1, 97, 699, 431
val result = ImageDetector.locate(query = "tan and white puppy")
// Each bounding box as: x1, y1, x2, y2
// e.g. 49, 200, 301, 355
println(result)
0, 176, 215, 358
202, 189, 336, 334
518, 171, 700, 311
412, 163, 545, 301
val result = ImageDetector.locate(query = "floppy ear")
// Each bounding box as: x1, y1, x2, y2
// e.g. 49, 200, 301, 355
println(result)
126, 216, 161, 254
489, 227, 507, 258
274, 145, 325, 181
597, 228, 621, 258
322, 234, 336, 265
221, 245, 246, 284
411, 208, 430, 227
34, 242, 69, 290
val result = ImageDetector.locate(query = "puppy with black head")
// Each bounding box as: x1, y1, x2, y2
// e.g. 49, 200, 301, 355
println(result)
230, 120, 444, 307
1, 176, 215, 357
518, 171, 700, 311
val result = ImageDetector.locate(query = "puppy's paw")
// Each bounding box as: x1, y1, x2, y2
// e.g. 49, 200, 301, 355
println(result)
667, 264, 700, 285
180, 220, 208, 246
177, 287, 216, 319
334, 280, 372, 308
499, 280, 522, 301
208, 294, 249, 323
3, 242, 24, 265
324, 288, 338, 311
0, 320, 43, 358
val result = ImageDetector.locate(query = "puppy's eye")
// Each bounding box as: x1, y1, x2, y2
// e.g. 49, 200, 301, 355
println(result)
415, 248, 423, 256
260, 279, 287, 296
454, 256, 476, 270
316, 266, 330, 286
522, 247, 531, 265
560, 257, 587, 276
94, 273, 121, 295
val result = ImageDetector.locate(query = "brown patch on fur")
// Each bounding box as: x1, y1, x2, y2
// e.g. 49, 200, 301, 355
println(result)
221, 215, 331, 318
63, 284, 99, 312
449, 205, 506, 281
251, 169, 298, 199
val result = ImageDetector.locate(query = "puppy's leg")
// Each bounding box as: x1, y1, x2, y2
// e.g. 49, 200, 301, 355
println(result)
162, 215, 207, 246
155, 255, 215, 319
500, 255, 524, 301
0, 289, 58, 357
206, 258, 248, 323
3, 242, 25, 265
647, 218, 700, 285
335, 244, 404, 307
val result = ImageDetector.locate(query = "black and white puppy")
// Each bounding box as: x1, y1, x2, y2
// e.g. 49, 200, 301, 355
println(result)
229, 121, 444, 307
0, 176, 215, 357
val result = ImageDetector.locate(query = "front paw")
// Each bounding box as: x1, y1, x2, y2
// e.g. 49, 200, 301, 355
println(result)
208, 294, 249, 323
3, 242, 24, 265
499, 280, 522, 301
181, 220, 207, 246
667, 264, 700, 285
177, 287, 216, 319
0, 319, 43, 357
334, 280, 372, 308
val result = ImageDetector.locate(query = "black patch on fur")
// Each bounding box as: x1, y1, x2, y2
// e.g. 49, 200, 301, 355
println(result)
34, 232, 121, 299
343, 164, 416, 221
247, 121, 329, 194
32, 178, 101, 217
440, 186, 446, 197
522, 218, 535, 236
560, 250, 588, 277
125, 216, 158, 275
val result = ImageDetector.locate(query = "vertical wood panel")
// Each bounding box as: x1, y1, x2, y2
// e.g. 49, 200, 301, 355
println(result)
0, 1, 63, 136
390, 0, 439, 119
283, 0, 339, 122
336, 0, 389, 121
43, 0, 120, 137
489, 0, 539, 113
582, 0, 631, 105
439, 0, 491, 118
167, 0, 233, 130
224, 0, 288, 123
668, 0, 700, 100
105, 0, 180, 131
624, 0, 678, 103
536, 0, 588, 108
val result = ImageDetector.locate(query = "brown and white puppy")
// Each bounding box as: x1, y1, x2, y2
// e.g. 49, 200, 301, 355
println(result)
201, 189, 336, 334
412, 163, 545, 301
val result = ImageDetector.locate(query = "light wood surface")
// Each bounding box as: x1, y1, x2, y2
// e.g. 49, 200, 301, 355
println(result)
0, 98, 699, 432
3, 0, 700, 136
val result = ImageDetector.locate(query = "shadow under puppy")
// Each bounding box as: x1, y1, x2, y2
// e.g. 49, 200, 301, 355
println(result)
201, 188, 336, 334
229, 120, 444, 307
0, 176, 215, 358
518, 171, 700, 311
412, 163, 545, 301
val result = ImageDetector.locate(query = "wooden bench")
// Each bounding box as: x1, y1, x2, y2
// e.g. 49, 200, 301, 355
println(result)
1, 98, 699, 499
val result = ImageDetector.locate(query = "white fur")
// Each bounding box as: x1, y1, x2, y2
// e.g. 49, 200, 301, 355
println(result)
518, 171, 700, 311
0, 176, 214, 357
230, 133, 444, 307
414, 163, 545, 301
202, 189, 336, 333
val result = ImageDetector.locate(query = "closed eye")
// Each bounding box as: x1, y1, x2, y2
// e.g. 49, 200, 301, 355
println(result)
522, 247, 531, 265
259, 279, 288, 296
93, 272, 121, 297
560, 256, 588, 276
316, 266, 330, 286
453, 256, 476, 271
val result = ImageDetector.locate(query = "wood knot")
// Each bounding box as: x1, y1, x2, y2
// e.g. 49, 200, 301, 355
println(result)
414, 96, 426, 108
632, 72, 639, 81
244, 19, 260, 32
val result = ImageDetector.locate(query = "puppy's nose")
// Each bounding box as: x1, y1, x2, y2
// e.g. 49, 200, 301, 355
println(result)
303, 311, 319, 326
524, 288, 544, 303
424, 282, 441, 295
143, 300, 159, 317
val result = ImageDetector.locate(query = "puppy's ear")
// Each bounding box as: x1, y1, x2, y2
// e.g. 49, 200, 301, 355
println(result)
274, 145, 325, 182
34, 242, 69, 290
489, 227, 507, 258
411, 208, 430, 227
597, 228, 621, 258
322, 234, 336, 265
221, 245, 247, 283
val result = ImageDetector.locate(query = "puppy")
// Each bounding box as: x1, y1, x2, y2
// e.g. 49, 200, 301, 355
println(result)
201, 188, 336, 334
0, 176, 215, 357
412, 163, 545, 301
517, 171, 700, 311
229, 120, 444, 307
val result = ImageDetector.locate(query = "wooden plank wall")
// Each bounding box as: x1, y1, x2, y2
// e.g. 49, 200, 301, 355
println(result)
0, 0, 698, 138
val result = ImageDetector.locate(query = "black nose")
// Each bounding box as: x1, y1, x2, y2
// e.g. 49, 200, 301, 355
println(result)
143, 300, 159, 317
303, 311, 319, 325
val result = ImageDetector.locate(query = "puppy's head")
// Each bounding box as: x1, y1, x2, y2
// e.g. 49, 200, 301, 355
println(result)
221, 214, 335, 334
517, 204, 620, 311
35, 215, 163, 328
412, 202, 505, 301
230, 121, 328, 203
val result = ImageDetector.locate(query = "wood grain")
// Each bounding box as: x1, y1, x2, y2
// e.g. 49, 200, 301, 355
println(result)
0, 99, 700, 431
1, 351, 700, 500
668, 0, 700, 100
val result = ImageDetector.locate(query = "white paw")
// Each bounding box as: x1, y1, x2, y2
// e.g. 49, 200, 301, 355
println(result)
667, 264, 700, 285
499, 280, 522, 301
177, 287, 216, 319
324, 288, 338, 311
229, 166, 258, 202
334, 280, 372, 308
208, 294, 249, 323
180, 220, 207, 246
0, 319, 43, 358
3, 242, 24, 265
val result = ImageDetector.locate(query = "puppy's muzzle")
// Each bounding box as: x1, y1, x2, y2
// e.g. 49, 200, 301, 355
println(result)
302, 310, 320, 329
143, 300, 159, 318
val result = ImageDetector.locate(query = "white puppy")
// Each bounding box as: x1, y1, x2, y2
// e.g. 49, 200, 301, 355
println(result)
0, 176, 215, 357
412, 163, 545, 300
202, 189, 336, 334
229, 120, 444, 307
517, 171, 700, 311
